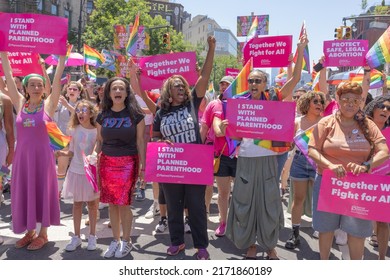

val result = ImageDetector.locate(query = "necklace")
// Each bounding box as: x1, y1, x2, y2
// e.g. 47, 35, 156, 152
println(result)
24, 100, 43, 114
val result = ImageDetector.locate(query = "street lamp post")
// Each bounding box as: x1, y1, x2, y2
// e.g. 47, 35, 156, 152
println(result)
77, 0, 84, 53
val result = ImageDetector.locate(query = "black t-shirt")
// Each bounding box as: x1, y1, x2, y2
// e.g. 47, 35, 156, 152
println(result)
97, 108, 144, 156
153, 89, 202, 144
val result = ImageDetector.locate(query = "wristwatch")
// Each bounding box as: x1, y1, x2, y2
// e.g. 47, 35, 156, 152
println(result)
361, 161, 371, 173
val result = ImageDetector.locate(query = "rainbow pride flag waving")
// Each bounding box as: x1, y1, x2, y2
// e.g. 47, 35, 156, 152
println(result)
126, 13, 140, 57
293, 21, 310, 73
366, 25, 390, 68
45, 122, 71, 151
293, 125, 316, 169
84, 44, 105, 67
223, 57, 253, 99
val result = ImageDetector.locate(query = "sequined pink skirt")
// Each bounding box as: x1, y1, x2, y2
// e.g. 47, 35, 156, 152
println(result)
99, 153, 139, 205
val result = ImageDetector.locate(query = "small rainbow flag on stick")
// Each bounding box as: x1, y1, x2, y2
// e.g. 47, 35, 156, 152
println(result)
242, 16, 258, 53
293, 21, 310, 73
293, 125, 317, 169
84, 44, 105, 67
366, 25, 390, 68
223, 57, 253, 99
85, 65, 96, 82
126, 13, 140, 56
45, 122, 71, 151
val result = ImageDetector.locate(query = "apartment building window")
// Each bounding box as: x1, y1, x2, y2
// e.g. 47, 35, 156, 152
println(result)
37, 0, 44, 11
51, 3, 58, 15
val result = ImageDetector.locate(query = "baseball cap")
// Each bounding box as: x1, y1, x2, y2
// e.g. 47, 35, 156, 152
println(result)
219, 76, 234, 84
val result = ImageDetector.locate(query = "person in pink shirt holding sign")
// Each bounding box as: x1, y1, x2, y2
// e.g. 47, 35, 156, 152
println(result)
308, 82, 389, 260
152, 35, 215, 260
364, 95, 390, 259
220, 35, 308, 260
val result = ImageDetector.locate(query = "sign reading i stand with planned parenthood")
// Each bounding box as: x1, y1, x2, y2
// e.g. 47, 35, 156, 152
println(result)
0, 13, 68, 55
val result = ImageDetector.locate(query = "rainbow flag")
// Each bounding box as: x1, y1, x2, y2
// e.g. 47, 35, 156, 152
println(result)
275, 68, 287, 86
84, 44, 105, 67
293, 125, 317, 168
65, 44, 73, 65
349, 68, 384, 89
293, 21, 310, 73
85, 65, 96, 82
366, 25, 390, 68
45, 121, 71, 151
311, 71, 320, 91
242, 16, 258, 52
208, 81, 215, 95
223, 57, 253, 99
126, 13, 140, 57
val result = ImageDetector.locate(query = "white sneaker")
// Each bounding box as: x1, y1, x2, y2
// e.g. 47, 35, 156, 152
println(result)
99, 203, 109, 210
104, 240, 120, 258
114, 240, 133, 258
145, 202, 160, 219
155, 217, 168, 233
65, 236, 82, 252
87, 235, 97, 251
335, 229, 348, 246
312, 231, 319, 239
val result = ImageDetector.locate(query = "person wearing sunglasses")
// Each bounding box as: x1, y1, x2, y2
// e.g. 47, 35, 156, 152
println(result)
364, 95, 390, 259
152, 35, 215, 260
308, 82, 389, 260
221, 35, 308, 260
285, 91, 325, 250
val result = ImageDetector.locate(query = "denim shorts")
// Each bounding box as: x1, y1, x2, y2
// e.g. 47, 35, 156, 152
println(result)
214, 154, 237, 177
289, 151, 316, 181
312, 174, 373, 238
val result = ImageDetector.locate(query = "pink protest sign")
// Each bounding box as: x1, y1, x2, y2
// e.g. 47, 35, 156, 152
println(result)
372, 127, 390, 175
0, 52, 42, 76
83, 154, 98, 193
145, 142, 214, 185
225, 99, 295, 141
243, 35, 292, 68
323, 40, 368, 67
0, 13, 68, 55
139, 52, 198, 91
318, 169, 390, 223
225, 68, 239, 77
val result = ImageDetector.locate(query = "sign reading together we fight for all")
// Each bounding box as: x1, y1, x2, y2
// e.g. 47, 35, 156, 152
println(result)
145, 142, 214, 185
225, 99, 295, 142
0, 52, 42, 76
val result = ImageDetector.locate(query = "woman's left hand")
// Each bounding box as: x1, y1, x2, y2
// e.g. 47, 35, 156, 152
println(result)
139, 169, 145, 183
347, 162, 368, 175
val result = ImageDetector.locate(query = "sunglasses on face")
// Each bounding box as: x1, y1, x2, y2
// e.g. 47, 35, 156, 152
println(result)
312, 99, 325, 105
247, 78, 263, 84
377, 103, 390, 111
340, 97, 361, 106
67, 87, 79, 91
292, 95, 300, 100
75, 107, 89, 114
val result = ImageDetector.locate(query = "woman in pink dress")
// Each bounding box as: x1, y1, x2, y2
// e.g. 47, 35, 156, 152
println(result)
0, 52, 65, 251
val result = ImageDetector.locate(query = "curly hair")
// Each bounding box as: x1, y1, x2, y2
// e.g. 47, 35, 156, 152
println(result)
335, 82, 374, 160
66, 81, 86, 101
68, 100, 98, 129
364, 95, 390, 129
297, 91, 325, 115
160, 75, 191, 111
101, 77, 144, 122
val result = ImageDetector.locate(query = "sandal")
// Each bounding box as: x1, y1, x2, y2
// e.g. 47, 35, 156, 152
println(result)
15, 232, 37, 249
245, 244, 257, 260
27, 235, 48, 251
368, 234, 378, 247
265, 249, 279, 260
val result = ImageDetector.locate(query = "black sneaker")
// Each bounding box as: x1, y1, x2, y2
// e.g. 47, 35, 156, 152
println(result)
155, 217, 168, 233
285, 234, 300, 249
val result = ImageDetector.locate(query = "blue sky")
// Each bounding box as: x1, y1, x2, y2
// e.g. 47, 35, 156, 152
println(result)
177, 0, 372, 65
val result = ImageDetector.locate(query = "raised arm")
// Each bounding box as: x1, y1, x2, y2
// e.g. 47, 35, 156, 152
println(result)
0, 52, 24, 112
318, 56, 328, 94
39, 55, 52, 97
46, 55, 65, 118
2, 94, 15, 166
195, 36, 216, 98
280, 35, 309, 100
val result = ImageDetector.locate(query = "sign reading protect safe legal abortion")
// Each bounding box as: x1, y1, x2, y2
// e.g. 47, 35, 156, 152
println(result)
139, 52, 198, 91
0, 13, 68, 55
323, 40, 368, 67
145, 142, 214, 185
243, 35, 292, 68
225, 99, 295, 141
318, 170, 390, 223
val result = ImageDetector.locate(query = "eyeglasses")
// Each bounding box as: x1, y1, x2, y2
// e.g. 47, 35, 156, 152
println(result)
75, 107, 89, 114
377, 103, 390, 111
173, 84, 185, 89
312, 99, 325, 105
248, 78, 263, 84
292, 95, 301, 100
340, 97, 362, 106
67, 87, 79, 91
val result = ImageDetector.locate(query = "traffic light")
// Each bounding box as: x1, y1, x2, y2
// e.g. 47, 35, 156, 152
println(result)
162, 33, 170, 50
334, 27, 343, 40
344, 26, 352, 39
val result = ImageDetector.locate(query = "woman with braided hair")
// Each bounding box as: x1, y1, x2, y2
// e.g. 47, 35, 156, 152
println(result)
308, 82, 389, 260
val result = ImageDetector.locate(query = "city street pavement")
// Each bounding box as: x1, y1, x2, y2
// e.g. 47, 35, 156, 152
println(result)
0, 184, 387, 260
